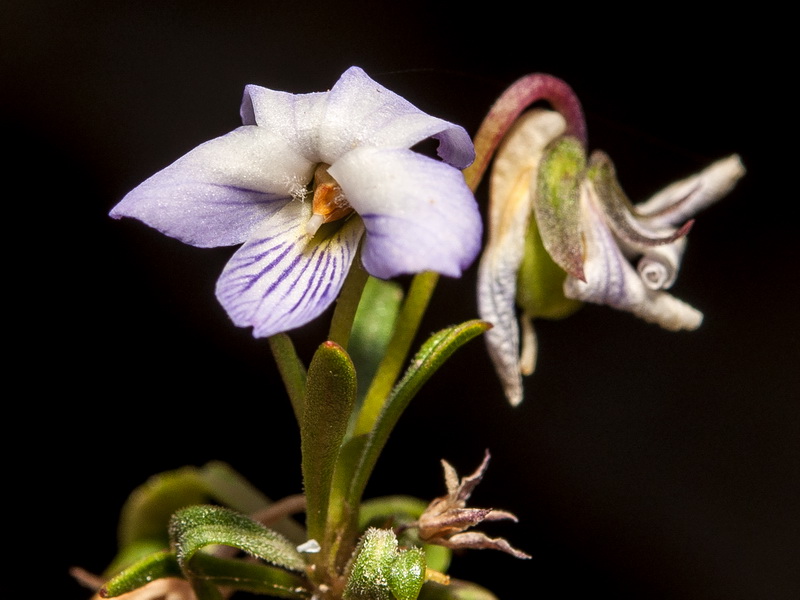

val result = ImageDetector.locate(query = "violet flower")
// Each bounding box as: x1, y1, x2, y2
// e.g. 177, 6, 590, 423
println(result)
478, 109, 745, 406
111, 67, 480, 337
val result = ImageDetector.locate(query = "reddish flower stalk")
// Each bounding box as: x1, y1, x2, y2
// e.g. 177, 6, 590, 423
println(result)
463, 74, 587, 191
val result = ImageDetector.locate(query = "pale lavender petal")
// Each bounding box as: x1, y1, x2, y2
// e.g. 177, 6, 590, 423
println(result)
215, 200, 364, 338
111, 126, 314, 247
319, 67, 475, 168
241, 85, 328, 163
564, 181, 703, 331
328, 147, 481, 279
635, 154, 745, 228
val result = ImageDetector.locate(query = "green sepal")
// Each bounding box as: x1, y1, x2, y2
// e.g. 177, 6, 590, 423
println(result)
347, 320, 491, 510
388, 547, 427, 600
169, 505, 306, 573
359, 495, 450, 574
100, 550, 183, 598
516, 206, 582, 320
418, 580, 499, 600
534, 135, 586, 282
302, 341, 357, 543
344, 528, 426, 600
349, 276, 404, 401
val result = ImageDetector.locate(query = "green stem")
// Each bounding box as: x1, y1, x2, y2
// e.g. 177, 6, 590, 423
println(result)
268, 334, 307, 424
328, 249, 369, 349
353, 270, 439, 436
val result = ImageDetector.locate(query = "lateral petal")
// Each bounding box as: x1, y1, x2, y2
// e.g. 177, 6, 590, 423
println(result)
215, 200, 364, 338
329, 147, 481, 279
110, 126, 314, 247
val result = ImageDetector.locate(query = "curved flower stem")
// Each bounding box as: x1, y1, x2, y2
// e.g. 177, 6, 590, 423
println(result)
462, 73, 587, 192
352, 270, 439, 436
268, 333, 307, 424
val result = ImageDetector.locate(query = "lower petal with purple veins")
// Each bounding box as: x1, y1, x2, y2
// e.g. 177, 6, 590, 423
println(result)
216, 200, 365, 338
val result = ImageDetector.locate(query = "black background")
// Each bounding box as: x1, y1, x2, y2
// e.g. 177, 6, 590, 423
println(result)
5, 2, 797, 599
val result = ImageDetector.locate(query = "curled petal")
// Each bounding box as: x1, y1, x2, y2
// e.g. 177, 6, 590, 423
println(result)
588, 150, 694, 252
215, 200, 364, 338
564, 180, 703, 331
637, 238, 687, 290
329, 146, 481, 279
319, 67, 475, 169
111, 127, 314, 247
635, 154, 746, 227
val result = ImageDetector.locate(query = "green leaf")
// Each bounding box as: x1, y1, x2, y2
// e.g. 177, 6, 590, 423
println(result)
534, 135, 586, 281
100, 550, 183, 598
198, 461, 271, 514
349, 276, 404, 401
348, 320, 491, 510
187, 552, 309, 598
169, 505, 306, 573
107, 466, 213, 575
355, 271, 439, 436
302, 341, 357, 543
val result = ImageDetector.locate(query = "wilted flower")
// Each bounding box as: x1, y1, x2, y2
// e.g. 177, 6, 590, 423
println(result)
111, 66, 481, 337
417, 451, 530, 559
478, 108, 745, 406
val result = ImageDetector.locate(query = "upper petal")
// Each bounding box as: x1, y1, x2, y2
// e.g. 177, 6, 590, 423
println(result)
241, 85, 328, 163
215, 200, 364, 338
564, 180, 703, 331
328, 146, 481, 279
319, 67, 475, 168
110, 126, 314, 247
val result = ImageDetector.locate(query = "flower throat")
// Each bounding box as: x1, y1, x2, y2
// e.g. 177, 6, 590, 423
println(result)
306, 164, 353, 237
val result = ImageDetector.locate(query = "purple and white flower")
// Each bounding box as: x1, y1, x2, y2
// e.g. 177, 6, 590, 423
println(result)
111, 66, 481, 337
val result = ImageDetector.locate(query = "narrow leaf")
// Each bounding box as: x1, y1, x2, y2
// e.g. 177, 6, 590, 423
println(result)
188, 552, 309, 598
169, 505, 305, 573
349, 276, 404, 401
100, 551, 183, 598
302, 341, 357, 543
198, 460, 272, 515
419, 579, 499, 600
347, 320, 491, 513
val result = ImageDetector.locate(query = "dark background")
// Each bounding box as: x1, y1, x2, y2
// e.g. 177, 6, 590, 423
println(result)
5, 2, 797, 599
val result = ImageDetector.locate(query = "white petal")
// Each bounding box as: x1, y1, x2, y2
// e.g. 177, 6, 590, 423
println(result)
241, 85, 328, 163
476, 110, 567, 406
329, 147, 481, 279
635, 154, 745, 228
318, 67, 475, 168
215, 200, 364, 338
564, 180, 703, 331
111, 127, 314, 247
